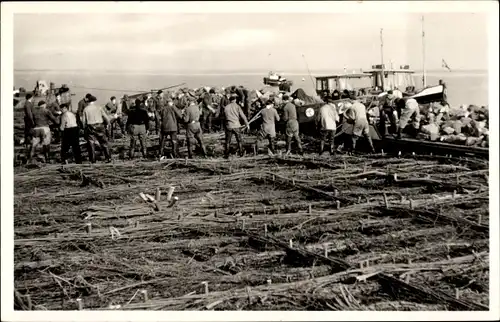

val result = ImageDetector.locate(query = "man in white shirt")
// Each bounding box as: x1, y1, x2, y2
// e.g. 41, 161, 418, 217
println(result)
316, 98, 339, 155
59, 103, 82, 164
344, 95, 376, 153
397, 97, 421, 139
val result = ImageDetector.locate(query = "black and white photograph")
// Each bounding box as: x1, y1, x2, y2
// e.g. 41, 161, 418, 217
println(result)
1, 1, 499, 321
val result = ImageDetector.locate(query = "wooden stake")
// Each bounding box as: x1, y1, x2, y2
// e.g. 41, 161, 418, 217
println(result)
453, 190, 457, 199
407, 258, 412, 265
277, 206, 280, 215
141, 289, 148, 302
135, 221, 139, 228
363, 162, 367, 173
456, 173, 460, 184
308, 204, 312, 214
155, 187, 161, 202
383, 193, 389, 209
405, 274, 410, 284
398, 151, 401, 157
336, 200, 340, 209
77, 298, 83, 310
85, 223, 92, 234
357, 196, 362, 203
25, 295, 32, 310
289, 239, 293, 248
455, 288, 460, 299
477, 214, 482, 225
381, 149, 384, 156
334, 189, 339, 197
202, 281, 209, 294
410, 199, 414, 210
393, 173, 398, 181
264, 224, 268, 237
267, 279, 272, 285
166, 186, 175, 202
324, 245, 328, 258
292, 178, 295, 185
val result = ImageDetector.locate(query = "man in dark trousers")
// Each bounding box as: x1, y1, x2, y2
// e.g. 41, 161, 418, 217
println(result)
82, 95, 112, 163
158, 98, 183, 158
146, 93, 160, 134
254, 100, 280, 156
59, 103, 82, 164
77, 93, 92, 129
127, 98, 150, 159
282, 95, 303, 155
221, 94, 249, 158
23, 93, 35, 161
201, 88, 216, 133
182, 98, 207, 159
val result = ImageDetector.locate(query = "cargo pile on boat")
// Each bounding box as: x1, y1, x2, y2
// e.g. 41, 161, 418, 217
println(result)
418, 103, 489, 148
14, 152, 489, 311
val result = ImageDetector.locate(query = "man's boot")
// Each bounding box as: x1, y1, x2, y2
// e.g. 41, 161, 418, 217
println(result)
102, 145, 112, 162
88, 142, 96, 163
172, 141, 179, 158
330, 143, 336, 156
43, 145, 50, 163
366, 136, 376, 154
319, 140, 325, 155
285, 137, 292, 155
238, 142, 244, 157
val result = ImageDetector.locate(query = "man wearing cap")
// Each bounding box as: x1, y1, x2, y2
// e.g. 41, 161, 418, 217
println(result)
59, 103, 82, 164
254, 100, 280, 156
222, 94, 249, 158
77, 94, 92, 129
316, 98, 339, 156
344, 95, 376, 153
182, 98, 207, 158
105, 96, 125, 139
158, 98, 183, 158
282, 95, 303, 155
82, 95, 112, 163
126, 98, 150, 159
28, 100, 59, 163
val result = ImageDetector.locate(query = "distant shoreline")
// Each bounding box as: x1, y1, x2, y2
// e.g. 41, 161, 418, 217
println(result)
15, 69, 488, 76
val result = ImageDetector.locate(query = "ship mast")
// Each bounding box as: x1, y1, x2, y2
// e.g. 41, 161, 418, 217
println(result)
421, 16, 427, 87
380, 28, 385, 90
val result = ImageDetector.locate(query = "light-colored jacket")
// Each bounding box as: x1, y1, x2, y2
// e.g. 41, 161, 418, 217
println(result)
317, 103, 339, 131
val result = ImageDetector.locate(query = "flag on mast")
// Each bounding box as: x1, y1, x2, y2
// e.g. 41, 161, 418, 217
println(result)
442, 59, 452, 72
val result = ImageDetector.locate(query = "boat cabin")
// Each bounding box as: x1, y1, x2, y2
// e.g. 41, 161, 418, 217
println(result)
315, 64, 417, 98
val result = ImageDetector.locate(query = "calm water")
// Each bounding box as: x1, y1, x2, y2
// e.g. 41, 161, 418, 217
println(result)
14, 70, 488, 108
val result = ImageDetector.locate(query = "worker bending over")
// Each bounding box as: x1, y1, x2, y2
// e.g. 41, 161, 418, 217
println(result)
397, 97, 421, 139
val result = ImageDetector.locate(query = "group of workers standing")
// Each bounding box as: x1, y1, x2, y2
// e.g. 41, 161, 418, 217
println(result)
23, 82, 413, 165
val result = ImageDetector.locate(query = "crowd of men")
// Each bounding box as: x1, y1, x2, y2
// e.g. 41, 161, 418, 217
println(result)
23, 82, 415, 164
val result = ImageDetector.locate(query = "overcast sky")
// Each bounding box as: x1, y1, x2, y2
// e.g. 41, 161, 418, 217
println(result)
14, 12, 489, 72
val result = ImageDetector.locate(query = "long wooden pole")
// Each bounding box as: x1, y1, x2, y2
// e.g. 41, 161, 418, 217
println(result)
422, 16, 427, 87
380, 28, 385, 91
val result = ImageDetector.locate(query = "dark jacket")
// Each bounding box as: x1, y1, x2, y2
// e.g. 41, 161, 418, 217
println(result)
159, 104, 183, 132
24, 100, 35, 130
127, 106, 150, 131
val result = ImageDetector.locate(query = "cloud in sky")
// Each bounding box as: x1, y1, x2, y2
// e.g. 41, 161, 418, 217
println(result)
14, 12, 489, 71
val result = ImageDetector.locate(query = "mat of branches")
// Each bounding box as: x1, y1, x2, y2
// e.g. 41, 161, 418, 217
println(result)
14, 149, 489, 311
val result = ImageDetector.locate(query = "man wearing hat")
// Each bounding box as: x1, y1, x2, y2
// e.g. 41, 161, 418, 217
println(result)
254, 99, 280, 156
158, 97, 183, 158
282, 95, 303, 155
59, 84, 73, 113
221, 94, 249, 158
182, 98, 207, 158
343, 94, 376, 154
316, 98, 340, 156
28, 100, 59, 163
126, 98, 150, 159
82, 95, 112, 163
77, 93, 92, 129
